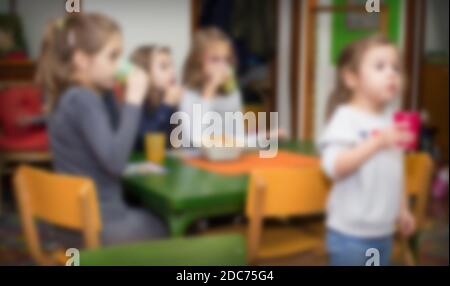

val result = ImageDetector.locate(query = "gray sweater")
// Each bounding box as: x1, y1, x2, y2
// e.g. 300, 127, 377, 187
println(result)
48, 87, 141, 219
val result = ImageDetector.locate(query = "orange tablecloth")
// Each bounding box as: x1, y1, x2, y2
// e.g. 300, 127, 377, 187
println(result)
184, 151, 320, 176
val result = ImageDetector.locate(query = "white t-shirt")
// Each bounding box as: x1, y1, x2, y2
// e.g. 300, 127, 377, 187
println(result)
318, 105, 404, 238
179, 88, 244, 146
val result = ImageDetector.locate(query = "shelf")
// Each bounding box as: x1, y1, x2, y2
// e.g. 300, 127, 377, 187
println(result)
0, 59, 36, 83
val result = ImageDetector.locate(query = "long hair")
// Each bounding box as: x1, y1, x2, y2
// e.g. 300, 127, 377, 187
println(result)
182, 27, 236, 91
326, 34, 398, 120
130, 45, 171, 111
35, 13, 120, 111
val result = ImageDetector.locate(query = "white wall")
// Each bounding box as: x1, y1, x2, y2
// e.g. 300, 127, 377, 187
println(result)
15, 0, 191, 76
16, 0, 65, 58
83, 0, 191, 77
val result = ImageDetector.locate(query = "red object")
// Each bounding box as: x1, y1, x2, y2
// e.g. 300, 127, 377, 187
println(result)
3, 51, 28, 61
0, 86, 49, 151
394, 111, 421, 151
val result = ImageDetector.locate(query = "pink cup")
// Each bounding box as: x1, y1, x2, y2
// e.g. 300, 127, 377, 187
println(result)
393, 112, 421, 151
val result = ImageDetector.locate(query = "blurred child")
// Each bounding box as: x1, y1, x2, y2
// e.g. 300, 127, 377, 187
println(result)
318, 35, 416, 266
36, 14, 167, 245
130, 45, 182, 149
180, 27, 243, 146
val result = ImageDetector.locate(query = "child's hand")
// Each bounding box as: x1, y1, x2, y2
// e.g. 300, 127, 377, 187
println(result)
376, 124, 414, 150
276, 128, 288, 140
164, 85, 183, 106
17, 115, 35, 127
205, 63, 229, 95
267, 128, 288, 140
398, 208, 416, 238
125, 67, 149, 106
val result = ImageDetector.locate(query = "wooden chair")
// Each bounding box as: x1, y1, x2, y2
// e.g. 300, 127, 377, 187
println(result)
246, 166, 330, 264
14, 165, 101, 265
405, 153, 434, 228
395, 152, 434, 266
14, 165, 246, 266
222, 153, 432, 266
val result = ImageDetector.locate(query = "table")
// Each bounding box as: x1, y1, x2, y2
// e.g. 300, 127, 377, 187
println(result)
123, 141, 317, 237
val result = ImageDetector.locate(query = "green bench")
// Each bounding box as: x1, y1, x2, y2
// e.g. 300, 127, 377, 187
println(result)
80, 234, 246, 266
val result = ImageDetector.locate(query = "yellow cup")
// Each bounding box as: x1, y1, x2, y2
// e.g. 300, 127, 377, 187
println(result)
145, 132, 166, 164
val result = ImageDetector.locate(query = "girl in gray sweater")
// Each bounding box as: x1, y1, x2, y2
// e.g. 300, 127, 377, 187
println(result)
36, 14, 167, 245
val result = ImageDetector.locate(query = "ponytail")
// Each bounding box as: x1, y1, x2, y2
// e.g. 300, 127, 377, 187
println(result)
35, 18, 71, 110
326, 76, 352, 120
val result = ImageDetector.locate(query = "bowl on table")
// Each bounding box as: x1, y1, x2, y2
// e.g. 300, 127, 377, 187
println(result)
200, 135, 243, 161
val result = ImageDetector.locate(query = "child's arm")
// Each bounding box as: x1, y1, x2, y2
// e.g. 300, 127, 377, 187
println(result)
330, 125, 412, 179
72, 93, 142, 176
202, 64, 229, 98
71, 69, 147, 176
331, 135, 383, 179
17, 114, 47, 128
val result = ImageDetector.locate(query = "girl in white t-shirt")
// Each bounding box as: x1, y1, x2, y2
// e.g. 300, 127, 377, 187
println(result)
319, 35, 416, 266
179, 27, 243, 147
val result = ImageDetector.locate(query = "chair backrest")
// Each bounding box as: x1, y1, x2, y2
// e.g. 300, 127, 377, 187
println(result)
246, 166, 331, 218
0, 86, 43, 136
246, 153, 433, 219
14, 165, 102, 264
244, 153, 433, 264
404, 152, 434, 227
245, 166, 330, 263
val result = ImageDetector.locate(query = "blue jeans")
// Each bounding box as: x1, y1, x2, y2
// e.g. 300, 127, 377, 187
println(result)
326, 229, 393, 266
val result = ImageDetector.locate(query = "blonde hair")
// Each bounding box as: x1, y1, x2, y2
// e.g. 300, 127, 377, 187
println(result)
326, 34, 401, 120
35, 13, 120, 110
130, 45, 171, 110
183, 27, 236, 91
